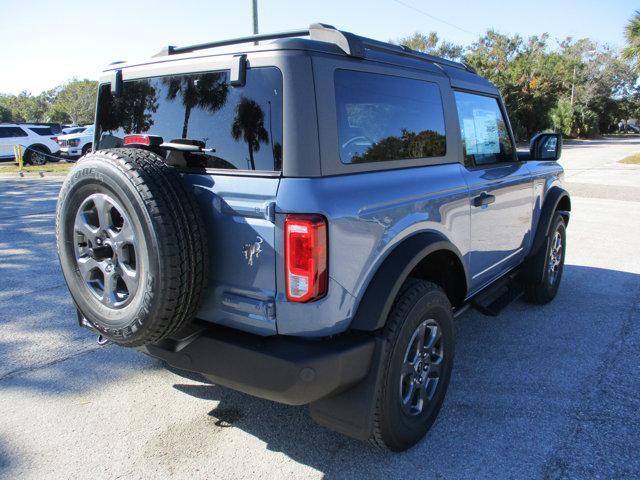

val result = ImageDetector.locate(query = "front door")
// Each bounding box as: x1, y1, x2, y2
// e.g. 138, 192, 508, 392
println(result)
454, 91, 533, 292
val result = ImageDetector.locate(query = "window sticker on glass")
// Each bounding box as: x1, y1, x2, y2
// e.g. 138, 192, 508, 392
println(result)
462, 110, 499, 155
470, 109, 499, 155
454, 91, 515, 166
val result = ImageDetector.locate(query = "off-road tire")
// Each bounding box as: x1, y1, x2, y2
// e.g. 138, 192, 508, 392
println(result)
523, 213, 566, 304
370, 280, 454, 452
56, 148, 208, 346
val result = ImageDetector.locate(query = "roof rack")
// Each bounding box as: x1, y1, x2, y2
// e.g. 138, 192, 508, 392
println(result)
153, 23, 471, 72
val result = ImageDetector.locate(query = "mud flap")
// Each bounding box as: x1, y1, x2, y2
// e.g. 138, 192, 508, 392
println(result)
309, 336, 385, 441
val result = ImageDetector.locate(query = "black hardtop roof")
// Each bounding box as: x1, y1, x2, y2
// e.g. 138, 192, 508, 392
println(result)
107, 23, 496, 93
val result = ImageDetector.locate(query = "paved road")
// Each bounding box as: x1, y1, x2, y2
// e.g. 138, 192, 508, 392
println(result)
1, 138, 639, 479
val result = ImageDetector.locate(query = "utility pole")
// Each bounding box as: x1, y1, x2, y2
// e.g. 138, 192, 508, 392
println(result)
570, 65, 576, 107
252, 0, 259, 44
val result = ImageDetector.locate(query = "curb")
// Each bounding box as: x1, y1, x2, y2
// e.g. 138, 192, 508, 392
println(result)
0, 172, 68, 180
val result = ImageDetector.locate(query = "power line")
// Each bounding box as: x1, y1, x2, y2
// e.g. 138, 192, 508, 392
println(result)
390, 0, 479, 37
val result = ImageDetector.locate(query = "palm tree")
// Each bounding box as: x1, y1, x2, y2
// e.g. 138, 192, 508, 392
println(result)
231, 97, 269, 170
100, 81, 158, 134
623, 10, 640, 69
163, 73, 229, 138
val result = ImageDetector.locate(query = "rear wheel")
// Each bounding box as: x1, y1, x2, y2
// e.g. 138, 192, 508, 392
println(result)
370, 280, 454, 452
25, 145, 49, 165
56, 148, 208, 346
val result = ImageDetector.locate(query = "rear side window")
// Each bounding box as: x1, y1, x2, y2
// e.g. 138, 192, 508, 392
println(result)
97, 67, 283, 171
334, 70, 446, 164
454, 91, 515, 166
28, 127, 54, 136
0, 127, 28, 138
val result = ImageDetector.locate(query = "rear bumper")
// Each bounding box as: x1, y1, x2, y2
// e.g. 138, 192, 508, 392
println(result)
142, 324, 375, 406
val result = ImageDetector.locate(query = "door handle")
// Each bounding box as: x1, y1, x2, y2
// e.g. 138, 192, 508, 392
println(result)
473, 192, 495, 207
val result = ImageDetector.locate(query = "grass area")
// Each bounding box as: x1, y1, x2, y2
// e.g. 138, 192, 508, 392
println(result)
0, 162, 75, 174
619, 153, 640, 165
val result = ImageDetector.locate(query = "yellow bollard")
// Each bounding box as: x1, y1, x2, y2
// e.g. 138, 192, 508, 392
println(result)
13, 145, 23, 172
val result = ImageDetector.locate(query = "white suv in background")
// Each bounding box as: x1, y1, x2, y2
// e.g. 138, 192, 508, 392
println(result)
57, 125, 94, 159
0, 124, 61, 165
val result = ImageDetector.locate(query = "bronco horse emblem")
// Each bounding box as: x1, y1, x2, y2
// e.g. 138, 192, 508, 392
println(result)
242, 236, 263, 266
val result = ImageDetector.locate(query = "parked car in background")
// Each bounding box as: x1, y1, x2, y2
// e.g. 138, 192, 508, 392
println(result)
57, 125, 94, 159
62, 126, 87, 135
0, 123, 61, 164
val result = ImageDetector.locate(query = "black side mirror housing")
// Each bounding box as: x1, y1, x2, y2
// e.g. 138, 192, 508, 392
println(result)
530, 133, 562, 161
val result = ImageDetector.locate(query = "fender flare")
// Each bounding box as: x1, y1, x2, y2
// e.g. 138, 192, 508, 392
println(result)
529, 186, 571, 257
349, 232, 468, 332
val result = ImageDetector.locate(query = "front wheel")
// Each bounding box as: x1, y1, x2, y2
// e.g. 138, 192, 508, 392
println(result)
523, 213, 566, 304
370, 280, 454, 452
81, 143, 92, 156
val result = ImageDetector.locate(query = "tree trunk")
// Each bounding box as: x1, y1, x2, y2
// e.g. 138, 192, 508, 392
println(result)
182, 105, 191, 138
248, 145, 255, 170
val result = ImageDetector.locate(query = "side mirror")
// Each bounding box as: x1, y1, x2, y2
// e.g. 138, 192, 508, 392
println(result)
530, 133, 562, 161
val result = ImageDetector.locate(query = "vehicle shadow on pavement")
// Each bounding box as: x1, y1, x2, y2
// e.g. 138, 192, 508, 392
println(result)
0, 437, 11, 477
166, 264, 640, 479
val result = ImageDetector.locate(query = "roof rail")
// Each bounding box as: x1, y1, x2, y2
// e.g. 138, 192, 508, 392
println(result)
154, 28, 310, 57
152, 23, 471, 72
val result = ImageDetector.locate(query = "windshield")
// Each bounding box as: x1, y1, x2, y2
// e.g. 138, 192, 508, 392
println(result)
96, 67, 283, 171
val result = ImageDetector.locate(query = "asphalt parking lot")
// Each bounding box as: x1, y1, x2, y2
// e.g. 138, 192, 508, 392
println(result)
1, 137, 639, 479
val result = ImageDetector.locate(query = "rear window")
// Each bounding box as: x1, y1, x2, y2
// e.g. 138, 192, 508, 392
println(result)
0, 126, 28, 138
334, 70, 446, 164
96, 67, 283, 171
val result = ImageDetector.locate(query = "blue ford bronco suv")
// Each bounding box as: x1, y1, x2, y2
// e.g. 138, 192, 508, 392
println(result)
56, 24, 570, 451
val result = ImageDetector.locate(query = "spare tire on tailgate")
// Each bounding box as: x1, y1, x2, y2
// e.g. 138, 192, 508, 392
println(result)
56, 148, 208, 346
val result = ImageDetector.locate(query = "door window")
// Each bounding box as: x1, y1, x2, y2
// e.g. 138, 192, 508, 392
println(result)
454, 91, 515, 166
0, 127, 28, 138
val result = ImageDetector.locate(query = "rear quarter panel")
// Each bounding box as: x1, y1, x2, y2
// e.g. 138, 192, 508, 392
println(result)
275, 164, 470, 336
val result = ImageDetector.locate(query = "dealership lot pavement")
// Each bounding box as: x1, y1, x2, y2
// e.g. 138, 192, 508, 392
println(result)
1, 138, 639, 479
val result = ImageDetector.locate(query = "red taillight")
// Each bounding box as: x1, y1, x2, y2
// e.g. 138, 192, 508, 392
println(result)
123, 134, 163, 147
285, 214, 327, 303
124, 134, 152, 146
51, 137, 58, 143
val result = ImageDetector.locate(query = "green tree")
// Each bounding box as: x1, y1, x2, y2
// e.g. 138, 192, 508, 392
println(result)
163, 72, 228, 138
0, 92, 49, 123
53, 79, 98, 125
0, 104, 11, 122
231, 97, 269, 170
623, 10, 640, 70
393, 31, 464, 61
550, 98, 574, 136
99, 81, 159, 134
464, 30, 560, 139
352, 128, 446, 163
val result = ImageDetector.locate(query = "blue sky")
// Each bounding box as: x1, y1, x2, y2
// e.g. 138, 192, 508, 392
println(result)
0, 0, 637, 94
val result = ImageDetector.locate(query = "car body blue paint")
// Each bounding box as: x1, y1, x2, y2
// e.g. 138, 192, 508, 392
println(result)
184, 158, 563, 337
128, 43, 567, 339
